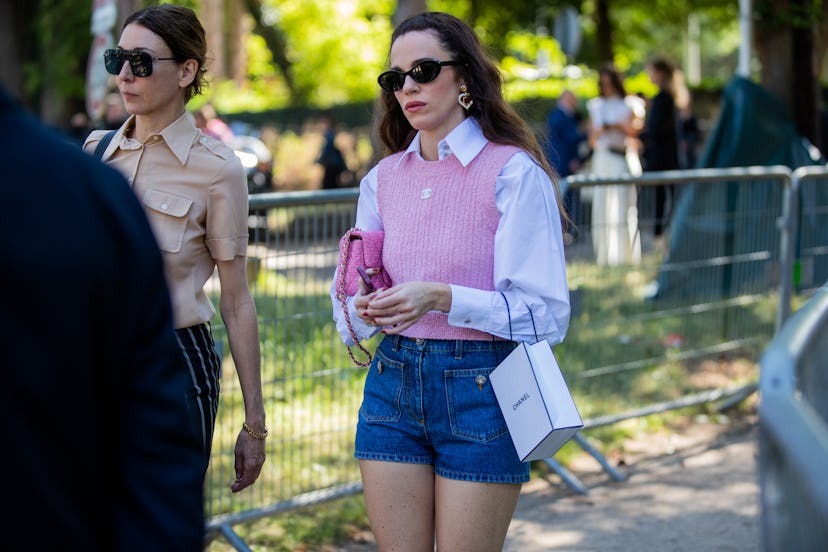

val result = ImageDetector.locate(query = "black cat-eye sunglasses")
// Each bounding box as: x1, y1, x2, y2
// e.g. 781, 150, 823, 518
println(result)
377, 60, 463, 92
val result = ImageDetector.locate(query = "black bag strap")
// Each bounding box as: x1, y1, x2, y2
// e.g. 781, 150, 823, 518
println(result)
93, 130, 117, 161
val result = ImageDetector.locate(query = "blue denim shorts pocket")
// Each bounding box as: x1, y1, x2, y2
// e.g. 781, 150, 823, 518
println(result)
444, 366, 508, 442
359, 347, 405, 423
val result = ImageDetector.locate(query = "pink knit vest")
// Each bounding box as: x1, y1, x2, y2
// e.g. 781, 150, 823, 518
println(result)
377, 142, 521, 339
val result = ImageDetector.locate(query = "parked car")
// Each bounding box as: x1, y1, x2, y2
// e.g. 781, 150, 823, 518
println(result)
228, 135, 273, 194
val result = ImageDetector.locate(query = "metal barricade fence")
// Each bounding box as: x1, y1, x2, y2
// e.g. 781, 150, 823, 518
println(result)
204, 166, 806, 547
205, 188, 363, 546
561, 165, 791, 412
755, 166, 828, 551
758, 281, 828, 551
789, 166, 828, 300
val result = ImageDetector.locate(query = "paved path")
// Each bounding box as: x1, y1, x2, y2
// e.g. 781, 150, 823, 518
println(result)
504, 417, 760, 551
340, 415, 760, 551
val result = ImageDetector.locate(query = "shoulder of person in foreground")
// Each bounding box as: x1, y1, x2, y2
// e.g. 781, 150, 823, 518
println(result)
76, 135, 206, 551
0, 88, 205, 550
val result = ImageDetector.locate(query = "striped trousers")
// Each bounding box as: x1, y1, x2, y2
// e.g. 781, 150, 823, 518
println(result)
175, 323, 221, 472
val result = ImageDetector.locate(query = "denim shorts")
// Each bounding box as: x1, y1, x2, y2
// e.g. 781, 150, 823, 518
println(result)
354, 335, 530, 484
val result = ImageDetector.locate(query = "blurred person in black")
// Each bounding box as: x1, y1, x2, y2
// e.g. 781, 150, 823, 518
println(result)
0, 84, 204, 551
673, 68, 700, 170
317, 110, 348, 189
639, 57, 680, 237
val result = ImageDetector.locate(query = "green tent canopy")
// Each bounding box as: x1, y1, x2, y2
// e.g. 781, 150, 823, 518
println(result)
654, 76, 826, 300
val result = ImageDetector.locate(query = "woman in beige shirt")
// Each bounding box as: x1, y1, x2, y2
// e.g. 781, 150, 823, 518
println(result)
84, 4, 265, 493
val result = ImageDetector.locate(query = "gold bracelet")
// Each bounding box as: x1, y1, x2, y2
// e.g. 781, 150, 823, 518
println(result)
242, 422, 268, 440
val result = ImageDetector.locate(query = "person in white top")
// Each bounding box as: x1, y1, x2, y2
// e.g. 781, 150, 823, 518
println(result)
587, 65, 642, 266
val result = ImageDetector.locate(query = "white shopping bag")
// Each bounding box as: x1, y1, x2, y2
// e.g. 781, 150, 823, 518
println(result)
490, 341, 583, 462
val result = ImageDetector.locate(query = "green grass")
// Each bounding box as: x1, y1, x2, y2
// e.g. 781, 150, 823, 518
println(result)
206, 494, 370, 552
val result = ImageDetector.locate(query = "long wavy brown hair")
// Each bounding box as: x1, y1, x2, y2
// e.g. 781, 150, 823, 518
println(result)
376, 12, 566, 219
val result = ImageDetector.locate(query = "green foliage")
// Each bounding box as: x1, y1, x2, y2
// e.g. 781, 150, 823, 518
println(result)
755, 0, 824, 30
216, 0, 719, 113
214, 0, 395, 109
429, 0, 470, 19
206, 0, 389, 110
25, 1, 93, 102
500, 30, 598, 106
623, 70, 657, 97
199, 33, 291, 112
502, 30, 568, 74
207, 50, 291, 113
207, 495, 369, 551
579, 0, 740, 78
20, 0, 741, 125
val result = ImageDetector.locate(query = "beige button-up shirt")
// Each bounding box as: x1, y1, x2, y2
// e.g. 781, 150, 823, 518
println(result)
84, 113, 249, 329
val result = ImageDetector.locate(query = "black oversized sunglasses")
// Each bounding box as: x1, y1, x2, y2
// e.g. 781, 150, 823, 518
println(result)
377, 60, 463, 92
103, 48, 176, 77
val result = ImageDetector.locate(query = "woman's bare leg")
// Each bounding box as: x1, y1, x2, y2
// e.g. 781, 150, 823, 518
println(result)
434, 475, 522, 552
359, 459, 436, 552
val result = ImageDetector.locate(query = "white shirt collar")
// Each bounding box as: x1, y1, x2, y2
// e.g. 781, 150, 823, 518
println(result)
398, 117, 488, 168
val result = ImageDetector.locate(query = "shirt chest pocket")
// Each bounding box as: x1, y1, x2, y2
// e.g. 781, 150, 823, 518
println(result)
142, 189, 194, 253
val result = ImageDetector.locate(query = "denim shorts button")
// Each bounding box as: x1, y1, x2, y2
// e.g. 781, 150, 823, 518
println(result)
415, 338, 425, 345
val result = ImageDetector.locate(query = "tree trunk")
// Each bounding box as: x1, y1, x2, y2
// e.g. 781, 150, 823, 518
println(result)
755, 0, 819, 146
756, 15, 794, 109
228, 0, 248, 82
812, 1, 828, 150
393, 0, 426, 26
790, 0, 818, 145
595, 0, 613, 64
202, 0, 227, 78
197, 0, 246, 82
1, 0, 39, 107
116, 0, 141, 32
241, 0, 299, 104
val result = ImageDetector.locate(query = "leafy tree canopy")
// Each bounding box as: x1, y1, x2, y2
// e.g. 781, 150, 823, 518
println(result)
15, 0, 744, 123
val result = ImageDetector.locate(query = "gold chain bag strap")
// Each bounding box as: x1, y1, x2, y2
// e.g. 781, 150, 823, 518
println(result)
335, 228, 390, 367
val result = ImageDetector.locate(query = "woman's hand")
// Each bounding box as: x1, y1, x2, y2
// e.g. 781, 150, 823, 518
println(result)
361, 281, 451, 334
231, 428, 266, 493
353, 268, 381, 325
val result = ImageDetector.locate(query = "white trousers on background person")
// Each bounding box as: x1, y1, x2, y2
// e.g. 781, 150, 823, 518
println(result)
590, 147, 641, 267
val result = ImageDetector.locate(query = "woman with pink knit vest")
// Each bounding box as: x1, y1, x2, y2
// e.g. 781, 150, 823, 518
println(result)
331, 12, 570, 551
